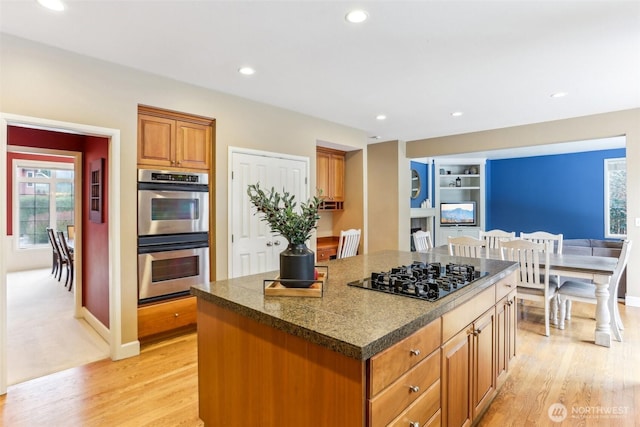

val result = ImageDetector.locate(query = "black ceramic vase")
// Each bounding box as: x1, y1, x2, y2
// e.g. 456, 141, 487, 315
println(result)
279, 243, 315, 288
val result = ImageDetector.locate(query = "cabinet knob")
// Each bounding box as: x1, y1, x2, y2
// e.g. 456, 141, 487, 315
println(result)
266, 241, 273, 247
171, 161, 175, 165
176, 161, 181, 166
274, 240, 281, 246
409, 422, 420, 427
409, 385, 420, 393
174, 313, 179, 317
409, 349, 421, 356
473, 329, 481, 336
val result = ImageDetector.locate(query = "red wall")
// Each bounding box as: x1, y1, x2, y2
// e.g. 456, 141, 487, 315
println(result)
7, 126, 111, 328
82, 136, 110, 326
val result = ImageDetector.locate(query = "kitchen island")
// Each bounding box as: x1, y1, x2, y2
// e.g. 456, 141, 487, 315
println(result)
191, 250, 519, 426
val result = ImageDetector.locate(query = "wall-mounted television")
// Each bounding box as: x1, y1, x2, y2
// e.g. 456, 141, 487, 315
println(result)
440, 201, 477, 226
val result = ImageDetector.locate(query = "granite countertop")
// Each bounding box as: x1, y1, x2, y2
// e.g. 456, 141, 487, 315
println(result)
191, 250, 518, 360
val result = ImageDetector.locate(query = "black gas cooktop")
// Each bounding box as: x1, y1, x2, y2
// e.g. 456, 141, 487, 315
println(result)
347, 261, 488, 301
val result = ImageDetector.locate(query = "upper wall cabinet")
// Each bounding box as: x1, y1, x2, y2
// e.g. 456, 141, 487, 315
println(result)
316, 147, 345, 210
138, 105, 214, 172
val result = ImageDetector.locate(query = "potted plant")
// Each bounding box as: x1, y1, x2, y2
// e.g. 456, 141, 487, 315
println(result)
247, 183, 322, 287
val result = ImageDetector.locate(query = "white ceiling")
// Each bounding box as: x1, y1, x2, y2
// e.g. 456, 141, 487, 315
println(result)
1, 0, 639, 147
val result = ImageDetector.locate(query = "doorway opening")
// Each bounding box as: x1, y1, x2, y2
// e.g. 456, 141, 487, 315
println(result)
0, 113, 129, 395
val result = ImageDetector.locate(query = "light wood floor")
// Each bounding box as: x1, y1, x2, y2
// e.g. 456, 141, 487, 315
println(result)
2, 301, 639, 426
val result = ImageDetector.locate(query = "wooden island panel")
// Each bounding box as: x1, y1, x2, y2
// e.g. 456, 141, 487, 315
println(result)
197, 299, 366, 427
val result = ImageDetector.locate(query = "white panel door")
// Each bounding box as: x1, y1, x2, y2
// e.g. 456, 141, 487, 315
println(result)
230, 151, 308, 278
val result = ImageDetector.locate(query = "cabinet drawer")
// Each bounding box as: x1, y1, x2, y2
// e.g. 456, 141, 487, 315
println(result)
388, 379, 440, 427
369, 349, 440, 427
317, 248, 335, 262
369, 318, 441, 396
495, 271, 517, 302
138, 296, 196, 339
442, 285, 495, 343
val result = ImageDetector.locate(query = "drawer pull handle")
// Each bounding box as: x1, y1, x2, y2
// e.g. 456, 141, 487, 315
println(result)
409, 349, 421, 356
409, 422, 420, 427
409, 385, 420, 393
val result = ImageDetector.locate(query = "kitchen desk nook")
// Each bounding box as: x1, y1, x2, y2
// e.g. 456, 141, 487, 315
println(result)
191, 250, 519, 426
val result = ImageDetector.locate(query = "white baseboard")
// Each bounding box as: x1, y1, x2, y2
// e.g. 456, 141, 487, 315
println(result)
80, 306, 140, 360
625, 295, 640, 307
114, 340, 141, 361
81, 306, 111, 342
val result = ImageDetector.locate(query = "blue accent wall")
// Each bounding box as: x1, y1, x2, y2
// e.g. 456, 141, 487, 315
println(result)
410, 161, 429, 208
487, 148, 625, 240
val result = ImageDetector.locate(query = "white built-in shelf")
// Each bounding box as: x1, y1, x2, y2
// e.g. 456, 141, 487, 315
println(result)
410, 207, 437, 218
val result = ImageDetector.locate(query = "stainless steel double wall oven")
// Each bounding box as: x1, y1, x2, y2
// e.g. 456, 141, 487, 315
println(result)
137, 169, 209, 303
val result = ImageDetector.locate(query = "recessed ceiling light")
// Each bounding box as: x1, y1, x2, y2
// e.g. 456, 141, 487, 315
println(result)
346, 10, 368, 24
37, 0, 65, 11
238, 67, 256, 76
375, 114, 386, 121
369, 135, 382, 139
550, 92, 568, 98
451, 111, 464, 117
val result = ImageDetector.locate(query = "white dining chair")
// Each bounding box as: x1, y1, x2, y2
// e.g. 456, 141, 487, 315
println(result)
479, 229, 515, 249
336, 229, 361, 259
447, 236, 485, 258
413, 230, 433, 252
520, 231, 563, 254
500, 239, 557, 337
556, 240, 631, 340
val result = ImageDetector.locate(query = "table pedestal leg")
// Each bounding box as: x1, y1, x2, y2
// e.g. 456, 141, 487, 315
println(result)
594, 274, 611, 347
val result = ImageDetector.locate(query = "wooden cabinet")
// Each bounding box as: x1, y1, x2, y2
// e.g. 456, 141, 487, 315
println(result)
138, 106, 214, 171
368, 318, 442, 427
441, 308, 495, 427
441, 284, 497, 427
138, 296, 197, 340
317, 147, 345, 210
317, 236, 339, 261
496, 289, 517, 387
440, 271, 517, 426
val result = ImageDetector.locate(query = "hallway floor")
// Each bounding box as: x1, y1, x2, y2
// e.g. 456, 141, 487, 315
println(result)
7, 268, 109, 385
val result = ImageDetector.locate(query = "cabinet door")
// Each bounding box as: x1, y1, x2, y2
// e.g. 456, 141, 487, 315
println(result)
330, 152, 345, 201
497, 288, 517, 386
441, 326, 472, 427
317, 149, 330, 199
176, 120, 212, 170
472, 309, 495, 419
316, 148, 345, 206
138, 114, 175, 168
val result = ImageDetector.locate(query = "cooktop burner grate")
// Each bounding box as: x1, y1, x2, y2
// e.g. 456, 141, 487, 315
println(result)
347, 261, 488, 301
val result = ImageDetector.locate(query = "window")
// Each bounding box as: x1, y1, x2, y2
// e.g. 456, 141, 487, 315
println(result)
14, 159, 74, 249
604, 158, 626, 238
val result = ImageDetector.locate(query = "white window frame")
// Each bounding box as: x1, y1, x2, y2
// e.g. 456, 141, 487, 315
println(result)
13, 158, 74, 250
604, 157, 626, 239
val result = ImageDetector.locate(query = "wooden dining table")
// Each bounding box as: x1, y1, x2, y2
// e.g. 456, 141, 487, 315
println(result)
429, 245, 619, 347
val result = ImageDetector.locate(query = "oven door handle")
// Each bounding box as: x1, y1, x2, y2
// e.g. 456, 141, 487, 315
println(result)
137, 240, 209, 254
138, 182, 209, 192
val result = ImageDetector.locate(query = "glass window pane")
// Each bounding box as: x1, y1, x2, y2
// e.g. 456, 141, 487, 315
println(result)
605, 158, 626, 238
56, 181, 74, 231
18, 184, 50, 249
